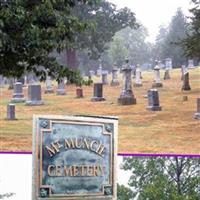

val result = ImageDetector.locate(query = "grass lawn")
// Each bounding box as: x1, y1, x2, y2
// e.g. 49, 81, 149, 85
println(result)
0, 67, 200, 154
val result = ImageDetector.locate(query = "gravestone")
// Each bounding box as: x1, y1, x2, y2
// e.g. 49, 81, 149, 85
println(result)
0, 75, 5, 87
152, 64, 163, 88
163, 69, 170, 80
32, 115, 118, 200
182, 72, 191, 91
11, 82, 25, 103
96, 60, 102, 77
110, 68, 119, 86
91, 83, 105, 101
45, 76, 54, 94
7, 104, 16, 120
17, 77, 25, 86
134, 65, 142, 87
102, 72, 108, 85
164, 58, 171, 80
118, 59, 136, 105
188, 59, 194, 68
26, 84, 44, 105
194, 98, 200, 119
165, 58, 172, 69
181, 65, 187, 81
56, 79, 66, 95
131, 65, 136, 79
27, 73, 39, 84
146, 89, 162, 111
76, 88, 83, 98
8, 78, 14, 90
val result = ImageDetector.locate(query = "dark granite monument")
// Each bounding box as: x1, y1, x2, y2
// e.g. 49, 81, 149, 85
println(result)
76, 88, 83, 98
146, 89, 162, 111
7, 104, 16, 120
91, 83, 105, 101
194, 98, 200, 120
32, 115, 118, 200
11, 82, 25, 103
118, 59, 136, 105
182, 72, 191, 91
26, 84, 44, 105
163, 69, 170, 80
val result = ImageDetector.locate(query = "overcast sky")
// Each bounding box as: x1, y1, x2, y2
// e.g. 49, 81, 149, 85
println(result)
108, 0, 193, 42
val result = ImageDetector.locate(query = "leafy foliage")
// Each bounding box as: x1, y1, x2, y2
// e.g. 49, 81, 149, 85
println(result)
182, 0, 200, 60
117, 184, 135, 200
154, 8, 188, 67
73, 0, 138, 60
122, 157, 200, 200
0, 0, 98, 79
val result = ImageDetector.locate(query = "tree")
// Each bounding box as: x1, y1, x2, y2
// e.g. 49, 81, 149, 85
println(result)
154, 8, 188, 67
117, 184, 134, 200
182, 0, 200, 61
0, 192, 15, 199
108, 35, 128, 67
122, 157, 200, 200
0, 0, 98, 80
66, 0, 138, 69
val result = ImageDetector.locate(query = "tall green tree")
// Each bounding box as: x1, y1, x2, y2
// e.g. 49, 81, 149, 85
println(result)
66, 0, 138, 69
182, 0, 200, 60
0, 0, 97, 80
122, 157, 200, 200
117, 184, 134, 200
155, 8, 188, 67
108, 35, 128, 67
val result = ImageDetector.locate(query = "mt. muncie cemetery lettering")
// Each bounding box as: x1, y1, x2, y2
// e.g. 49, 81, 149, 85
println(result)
32, 115, 118, 200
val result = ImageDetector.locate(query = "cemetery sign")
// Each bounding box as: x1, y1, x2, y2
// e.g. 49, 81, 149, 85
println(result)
32, 115, 118, 200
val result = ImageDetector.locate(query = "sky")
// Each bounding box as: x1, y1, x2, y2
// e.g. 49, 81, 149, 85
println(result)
0, 154, 129, 200
108, 0, 192, 42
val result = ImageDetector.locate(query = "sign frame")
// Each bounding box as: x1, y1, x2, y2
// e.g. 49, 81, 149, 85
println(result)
32, 115, 118, 200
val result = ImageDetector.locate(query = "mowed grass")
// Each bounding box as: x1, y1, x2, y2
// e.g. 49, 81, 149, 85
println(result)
0, 68, 200, 154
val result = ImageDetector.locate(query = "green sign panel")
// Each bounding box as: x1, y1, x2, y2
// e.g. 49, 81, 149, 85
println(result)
32, 115, 118, 200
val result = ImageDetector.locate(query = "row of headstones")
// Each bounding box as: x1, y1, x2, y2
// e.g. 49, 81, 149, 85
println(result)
10, 81, 84, 105
100, 64, 191, 91
7, 59, 199, 120
7, 83, 200, 120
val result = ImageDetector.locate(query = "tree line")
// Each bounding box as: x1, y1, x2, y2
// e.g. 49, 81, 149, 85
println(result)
0, 0, 200, 80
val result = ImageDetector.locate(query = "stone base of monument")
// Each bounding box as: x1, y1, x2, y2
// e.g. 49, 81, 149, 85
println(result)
11, 97, 25, 103
134, 83, 142, 87
91, 97, 106, 101
194, 113, 200, 120
26, 100, 44, 106
44, 89, 54, 94
146, 105, 162, 111
76, 88, 83, 98
56, 90, 66, 95
182, 85, 191, 91
110, 81, 120, 86
118, 96, 136, 105
152, 82, 163, 88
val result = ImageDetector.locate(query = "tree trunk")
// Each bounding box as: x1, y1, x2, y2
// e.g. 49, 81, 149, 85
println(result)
66, 49, 77, 70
